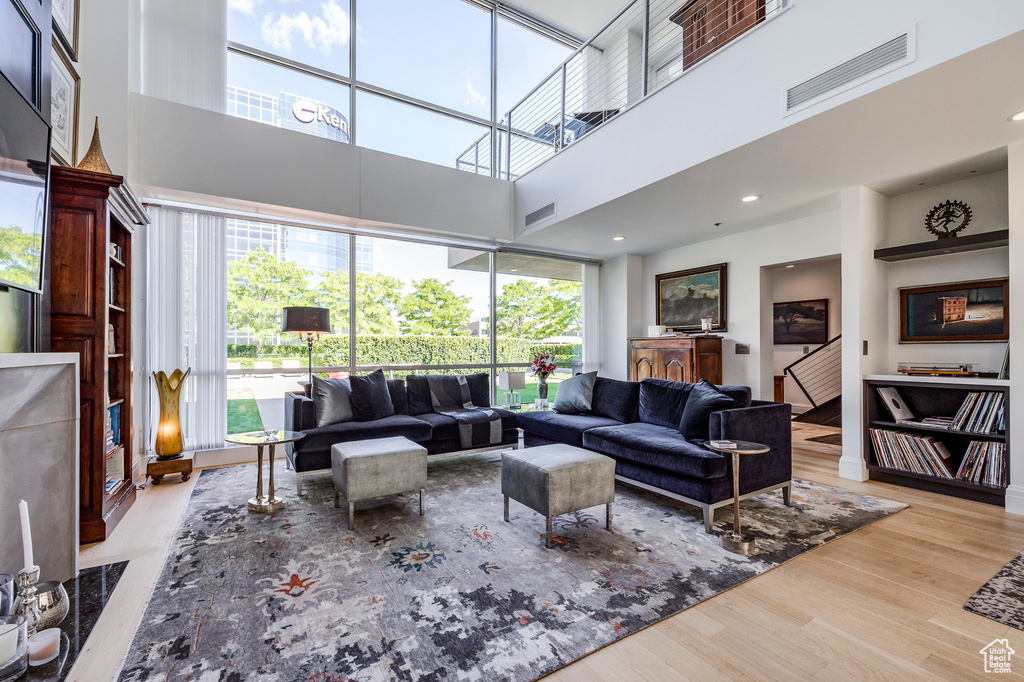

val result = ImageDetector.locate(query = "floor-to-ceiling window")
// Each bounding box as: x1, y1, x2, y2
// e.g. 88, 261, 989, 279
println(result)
225, 0, 573, 175
223, 218, 587, 435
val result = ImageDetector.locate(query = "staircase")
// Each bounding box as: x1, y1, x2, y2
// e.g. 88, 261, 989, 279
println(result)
784, 335, 842, 427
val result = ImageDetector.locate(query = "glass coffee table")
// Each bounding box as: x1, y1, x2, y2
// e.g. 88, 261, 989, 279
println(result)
703, 439, 770, 556
224, 430, 305, 513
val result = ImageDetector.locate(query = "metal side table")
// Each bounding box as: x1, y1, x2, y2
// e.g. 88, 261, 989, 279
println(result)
225, 430, 305, 513
704, 439, 770, 556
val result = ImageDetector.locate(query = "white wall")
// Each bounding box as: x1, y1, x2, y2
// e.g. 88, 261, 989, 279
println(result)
141, 0, 226, 112
1007, 142, 1024, 515
884, 170, 1010, 373
515, 0, 1024, 233
600, 254, 644, 380
771, 259, 843, 411
638, 211, 841, 398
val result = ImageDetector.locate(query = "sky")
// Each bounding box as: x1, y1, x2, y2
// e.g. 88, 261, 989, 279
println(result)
226, 0, 571, 169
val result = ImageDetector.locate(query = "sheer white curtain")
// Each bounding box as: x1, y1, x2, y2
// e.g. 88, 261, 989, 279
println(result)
147, 206, 227, 452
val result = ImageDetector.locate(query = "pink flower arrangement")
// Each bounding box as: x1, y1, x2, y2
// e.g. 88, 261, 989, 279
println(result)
530, 351, 558, 379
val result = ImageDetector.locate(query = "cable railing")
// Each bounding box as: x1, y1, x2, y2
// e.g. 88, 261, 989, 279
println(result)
457, 0, 789, 179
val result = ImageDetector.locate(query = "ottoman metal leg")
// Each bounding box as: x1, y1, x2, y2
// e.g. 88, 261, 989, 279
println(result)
348, 502, 355, 530
334, 488, 340, 509
546, 516, 553, 549
503, 495, 509, 522
419, 489, 425, 516
606, 503, 612, 531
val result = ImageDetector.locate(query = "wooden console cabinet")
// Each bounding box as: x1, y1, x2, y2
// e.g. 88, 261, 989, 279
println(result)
629, 336, 722, 384
49, 167, 148, 543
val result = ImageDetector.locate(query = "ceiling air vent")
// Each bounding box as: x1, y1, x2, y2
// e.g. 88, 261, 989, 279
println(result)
525, 201, 556, 228
785, 29, 914, 114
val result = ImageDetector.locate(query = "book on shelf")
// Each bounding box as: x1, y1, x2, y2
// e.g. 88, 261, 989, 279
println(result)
877, 387, 914, 421
104, 477, 120, 493
951, 391, 1004, 433
955, 441, 1006, 487
869, 428, 954, 478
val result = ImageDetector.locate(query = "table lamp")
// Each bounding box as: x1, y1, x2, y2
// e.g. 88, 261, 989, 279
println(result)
282, 307, 331, 386
498, 371, 526, 407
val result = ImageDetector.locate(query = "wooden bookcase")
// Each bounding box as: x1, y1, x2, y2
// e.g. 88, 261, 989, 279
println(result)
629, 336, 722, 385
48, 167, 148, 543
863, 375, 1010, 506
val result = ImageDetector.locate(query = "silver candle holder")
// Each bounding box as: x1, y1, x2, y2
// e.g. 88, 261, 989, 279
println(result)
15, 567, 40, 639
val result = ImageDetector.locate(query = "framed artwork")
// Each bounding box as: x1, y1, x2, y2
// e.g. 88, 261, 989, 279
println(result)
52, 0, 79, 61
49, 38, 79, 167
656, 263, 728, 332
773, 298, 829, 345
899, 278, 1009, 344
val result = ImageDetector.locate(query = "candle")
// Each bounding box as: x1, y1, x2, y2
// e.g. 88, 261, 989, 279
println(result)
28, 628, 60, 666
0, 622, 18, 663
19, 500, 34, 572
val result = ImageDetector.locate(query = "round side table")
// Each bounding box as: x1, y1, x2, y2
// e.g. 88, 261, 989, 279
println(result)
704, 439, 770, 556
225, 430, 305, 513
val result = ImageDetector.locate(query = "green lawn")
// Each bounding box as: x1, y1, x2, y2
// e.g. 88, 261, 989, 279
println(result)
228, 388, 264, 434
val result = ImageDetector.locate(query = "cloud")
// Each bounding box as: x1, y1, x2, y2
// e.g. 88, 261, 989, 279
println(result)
261, 0, 349, 53
464, 74, 487, 110
228, 0, 261, 16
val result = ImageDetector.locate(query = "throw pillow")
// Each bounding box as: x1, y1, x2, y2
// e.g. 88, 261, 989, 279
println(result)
679, 379, 735, 440
553, 371, 598, 414
350, 369, 395, 422
311, 375, 353, 427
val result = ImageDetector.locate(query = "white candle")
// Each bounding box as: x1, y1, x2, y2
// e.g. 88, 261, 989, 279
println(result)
19, 500, 34, 572
0, 622, 18, 663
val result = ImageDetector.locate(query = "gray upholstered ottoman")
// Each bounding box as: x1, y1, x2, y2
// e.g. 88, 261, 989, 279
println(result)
331, 436, 428, 529
501, 444, 616, 548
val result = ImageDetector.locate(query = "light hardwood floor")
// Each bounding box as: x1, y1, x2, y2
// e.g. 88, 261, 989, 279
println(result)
72, 426, 1024, 681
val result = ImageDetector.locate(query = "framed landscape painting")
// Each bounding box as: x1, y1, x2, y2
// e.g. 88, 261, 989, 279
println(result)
774, 298, 829, 345
656, 263, 727, 332
899, 278, 1009, 343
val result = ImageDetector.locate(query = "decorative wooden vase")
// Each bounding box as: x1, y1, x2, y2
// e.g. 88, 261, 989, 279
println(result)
153, 368, 190, 460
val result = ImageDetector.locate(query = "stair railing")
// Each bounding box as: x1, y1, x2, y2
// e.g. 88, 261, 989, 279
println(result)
783, 335, 842, 408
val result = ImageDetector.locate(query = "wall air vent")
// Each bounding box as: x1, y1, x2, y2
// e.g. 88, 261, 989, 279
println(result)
525, 201, 556, 228
785, 28, 915, 115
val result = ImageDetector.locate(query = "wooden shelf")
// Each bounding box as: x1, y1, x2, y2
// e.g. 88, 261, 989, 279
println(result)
107, 353, 124, 359
109, 255, 125, 268
873, 230, 1008, 262
108, 303, 125, 313
868, 420, 1006, 441
866, 464, 1006, 505
107, 398, 124, 407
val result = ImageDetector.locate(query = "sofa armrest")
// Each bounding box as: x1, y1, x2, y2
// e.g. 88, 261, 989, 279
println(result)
285, 391, 316, 433
709, 402, 792, 490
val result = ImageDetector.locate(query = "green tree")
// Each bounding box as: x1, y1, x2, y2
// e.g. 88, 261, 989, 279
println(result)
227, 248, 313, 356
0, 225, 41, 288
540, 279, 583, 338
315, 270, 403, 335
399, 278, 471, 336
495, 279, 548, 339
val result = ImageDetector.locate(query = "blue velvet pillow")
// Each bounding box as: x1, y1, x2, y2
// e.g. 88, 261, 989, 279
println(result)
350, 369, 395, 422
679, 379, 735, 440
639, 378, 692, 428
554, 371, 597, 414
311, 375, 352, 427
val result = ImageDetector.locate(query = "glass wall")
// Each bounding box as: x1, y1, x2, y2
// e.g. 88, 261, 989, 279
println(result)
224, 218, 587, 434
225, 0, 576, 174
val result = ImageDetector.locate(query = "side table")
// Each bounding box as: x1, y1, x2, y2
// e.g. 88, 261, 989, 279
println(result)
703, 439, 770, 556
225, 430, 305, 513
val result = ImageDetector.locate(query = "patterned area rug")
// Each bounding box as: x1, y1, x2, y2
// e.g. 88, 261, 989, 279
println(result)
117, 452, 905, 681
965, 551, 1024, 631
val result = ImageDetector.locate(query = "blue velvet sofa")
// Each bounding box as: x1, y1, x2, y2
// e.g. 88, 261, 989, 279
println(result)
517, 376, 792, 532
284, 373, 518, 493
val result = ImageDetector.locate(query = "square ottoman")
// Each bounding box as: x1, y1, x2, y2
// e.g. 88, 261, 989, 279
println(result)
332, 436, 428, 529
501, 444, 616, 548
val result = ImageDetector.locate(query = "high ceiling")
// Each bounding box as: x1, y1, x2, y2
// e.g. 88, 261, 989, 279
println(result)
510, 30, 1024, 260
505, 0, 629, 41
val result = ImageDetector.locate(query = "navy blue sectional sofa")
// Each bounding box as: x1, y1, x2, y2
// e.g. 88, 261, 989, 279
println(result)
284, 373, 518, 493
517, 376, 792, 532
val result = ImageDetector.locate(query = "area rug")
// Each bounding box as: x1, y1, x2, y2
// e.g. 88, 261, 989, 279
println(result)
806, 433, 843, 446
964, 551, 1024, 631
117, 452, 905, 682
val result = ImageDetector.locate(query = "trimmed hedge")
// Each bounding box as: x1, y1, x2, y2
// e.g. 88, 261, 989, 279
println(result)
228, 337, 581, 367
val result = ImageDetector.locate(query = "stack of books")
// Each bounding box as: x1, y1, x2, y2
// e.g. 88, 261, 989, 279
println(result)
956, 441, 1006, 487
869, 428, 954, 478
951, 392, 1005, 433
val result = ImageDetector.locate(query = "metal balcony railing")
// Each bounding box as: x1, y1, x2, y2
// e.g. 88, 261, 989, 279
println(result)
457, 0, 790, 180
784, 335, 842, 408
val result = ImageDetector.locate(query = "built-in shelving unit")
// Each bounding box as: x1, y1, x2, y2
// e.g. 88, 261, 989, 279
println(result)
873, 230, 1008, 262
863, 374, 1009, 506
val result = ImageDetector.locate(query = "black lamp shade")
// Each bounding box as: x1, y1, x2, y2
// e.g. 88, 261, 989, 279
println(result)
282, 307, 331, 334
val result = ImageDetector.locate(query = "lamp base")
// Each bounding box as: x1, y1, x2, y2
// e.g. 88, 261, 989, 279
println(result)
154, 453, 184, 461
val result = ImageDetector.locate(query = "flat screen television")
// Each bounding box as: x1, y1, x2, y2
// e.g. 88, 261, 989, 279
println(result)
0, 70, 49, 294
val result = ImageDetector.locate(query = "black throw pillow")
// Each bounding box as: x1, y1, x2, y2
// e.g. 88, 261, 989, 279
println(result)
679, 379, 735, 440
350, 369, 396, 422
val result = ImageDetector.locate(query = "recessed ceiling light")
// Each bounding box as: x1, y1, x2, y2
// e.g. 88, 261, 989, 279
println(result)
1010, 109, 1024, 121
612, 236, 625, 241
509, 269, 518, 272
785, 264, 795, 269
741, 195, 760, 202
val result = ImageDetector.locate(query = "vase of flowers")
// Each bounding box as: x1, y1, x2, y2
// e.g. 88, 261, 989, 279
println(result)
530, 351, 558, 400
